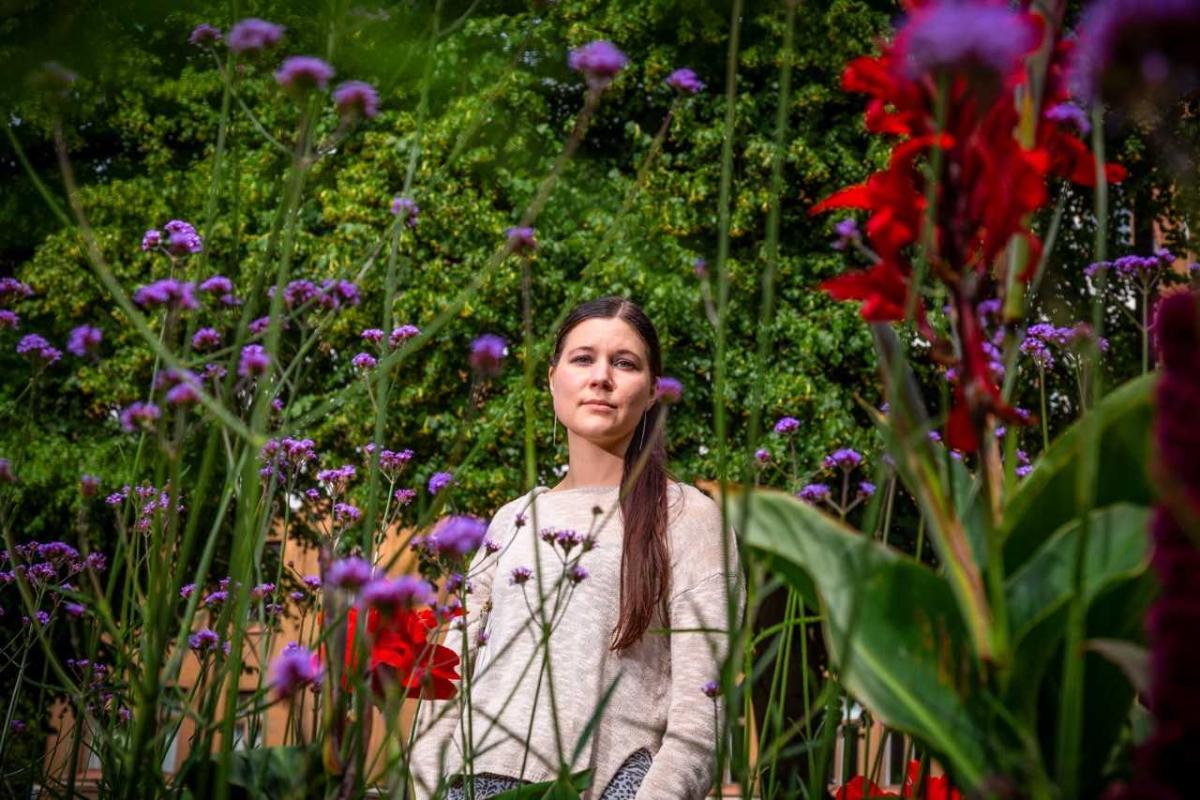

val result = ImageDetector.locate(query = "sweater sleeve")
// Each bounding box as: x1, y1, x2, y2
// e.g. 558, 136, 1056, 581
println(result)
633, 571, 744, 799
408, 510, 508, 800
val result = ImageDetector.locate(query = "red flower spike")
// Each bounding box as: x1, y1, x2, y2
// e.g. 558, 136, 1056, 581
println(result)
834, 775, 901, 800
902, 760, 963, 800
344, 606, 461, 700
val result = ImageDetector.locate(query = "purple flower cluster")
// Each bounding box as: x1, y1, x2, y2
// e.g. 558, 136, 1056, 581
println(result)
774, 416, 800, 435
259, 437, 317, 480
328, 556, 375, 589
119, 401, 161, 432
422, 515, 488, 558
0, 310, 18, 329
188, 628, 222, 653
0, 278, 33, 303
666, 67, 704, 94
1085, 250, 1175, 278
334, 81, 380, 119
391, 196, 419, 227
509, 566, 533, 586
333, 502, 362, 523
832, 218, 860, 251
238, 344, 271, 377
133, 278, 198, 310
67, 325, 102, 357
894, 0, 1038, 81
1023, 321, 1110, 364
427, 470, 453, 495
506, 226, 537, 253
275, 56, 335, 92
390, 324, 420, 347
228, 18, 284, 54
568, 40, 628, 90
192, 327, 222, 350
655, 376, 684, 405
467, 334, 507, 376
270, 643, 321, 698
351, 352, 377, 371
797, 483, 831, 504
16, 333, 62, 365
189, 24, 222, 47
823, 448, 863, 471
362, 574, 436, 610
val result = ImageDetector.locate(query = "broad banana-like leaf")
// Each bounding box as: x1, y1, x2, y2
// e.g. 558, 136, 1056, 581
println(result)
1001, 374, 1155, 573
738, 487, 991, 790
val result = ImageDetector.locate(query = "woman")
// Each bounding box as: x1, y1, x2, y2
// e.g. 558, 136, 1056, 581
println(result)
411, 297, 743, 800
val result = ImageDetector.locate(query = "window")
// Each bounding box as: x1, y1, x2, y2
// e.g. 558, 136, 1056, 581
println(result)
883, 730, 908, 787
231, 691, 262, 751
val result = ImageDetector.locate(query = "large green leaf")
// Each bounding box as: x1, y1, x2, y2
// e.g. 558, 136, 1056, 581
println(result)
738, 487, 991, 790
1005, 504, 1152, 722
1001, 374, 1155, 573
489, 768, 593, 799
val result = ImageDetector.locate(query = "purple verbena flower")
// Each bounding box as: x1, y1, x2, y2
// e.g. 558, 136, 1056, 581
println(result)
238, 344, 271, 377
141, 229, 161, 251
192, 327, 222, 350
180, 583, 195, 599
469, 334, 507, 376
361, 575, 436, 610
832, 218, 860, 251
351, 352, 377, 371
333, 80, 379, 119
189, 24, 222, 47
67, 325, 102, 357
133, 278, 198, 310
0, 310, 18, 329
1044, 102, 1091, 135
199, 275, 233, 296
655, 376, 683, 404
80, 474, 100, 497
509, 566, 533, 585
701, 680, 720, 698
393, 488, 417, 505
666, 67, 704, 94
270, 644, 320, 698
568, 565, 589, 584
333, 502, 362, 523
774, 416, 801, 435
163, 220, 204, 256
390, 324, 420, 347
427, 470, 453, 496
858, 481, 876, 498
227, 18, 284, 54
895, 0, 1038, 81
568, 40, 629, 90
506, 226, 537, 253
119, 402, 160, 433
275, 56, 335, 92
754, 448, 771, 465
361, 328, 385, 344
327, 556, 374, 589
16, 333, 61, 365
427, 514, 487, 557
188, 628, 221, 653
391, 196, 419, 227
798, 483, 831, 504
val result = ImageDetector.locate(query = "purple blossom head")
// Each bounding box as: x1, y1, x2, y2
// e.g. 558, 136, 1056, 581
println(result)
0, 278, 33, 301
427, 470, 453, 496
333, 81, 379, 120
701, 680, 720, 699
1069, 0, 1200, 111
351, 352, 377, 371
119, 402, 160, 433
390, 324, 420, 348
204, 590, 228, 607
832, 218, 860, 251
164, 220, 204, 256
427, 515, 488, 557
180, 583, 195, 599
798, 483, 831, 504
666, 67, 704, 94
188, 628, 221, 653
327, 556, 374, 589
67, 325, 102, 357
361, 328, 385, 344
248, 316, 272, 335
238, 344, 271, 377
189, 24, 222, 47
509, 566, 533, 586
0, 310, 18, 329
469, 334, 507, 376
655, 376, 683, 405
333, 502, 362, 523
141, 229, 161, 251
393, 487, 417, 505
165, 380, 200, 406
1044, 102, 1091, 135
774, 416, 801, 435
378, 449, 413, 472
857, 481, 876, 499
391, 195, 419, 227
133, 278, 198, 310
693, 258, 708, 278
317, 464, 356, 494
506, 226, 537, 253
568, 40, 629, 90
80, 474, 101, 497
64, 602, 86, 618
16, 334, 62, 365
199, 275, 233, 296
1020, 335, 1055, 369
192, 327, 222, 351
754, 448, 771, 465
895, 0, 1038, 81
270, 644, 320, 698
227, 18, 284, 54
275, 56, 335, 92
568, 565, 589, 584
302, 575, 322, 591
361, 575, 436, 610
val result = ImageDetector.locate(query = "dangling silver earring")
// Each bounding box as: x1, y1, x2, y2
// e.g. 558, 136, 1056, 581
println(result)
639, 412, 647, 450
552, 417, 558, 449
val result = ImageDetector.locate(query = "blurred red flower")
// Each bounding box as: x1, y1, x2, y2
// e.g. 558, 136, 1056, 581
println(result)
344, 605, 461, 700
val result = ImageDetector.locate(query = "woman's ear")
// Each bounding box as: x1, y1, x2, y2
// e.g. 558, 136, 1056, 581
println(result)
547, 365, 555, 395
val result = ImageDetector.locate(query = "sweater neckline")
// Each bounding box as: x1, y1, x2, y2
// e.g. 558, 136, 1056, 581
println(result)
534, 484, 621, 496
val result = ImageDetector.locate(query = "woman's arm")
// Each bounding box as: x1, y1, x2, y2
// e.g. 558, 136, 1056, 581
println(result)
408, 515, 506, 799
632, 570, 745, 800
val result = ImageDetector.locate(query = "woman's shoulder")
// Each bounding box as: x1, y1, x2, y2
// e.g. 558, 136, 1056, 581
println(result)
666, 480, 721, 525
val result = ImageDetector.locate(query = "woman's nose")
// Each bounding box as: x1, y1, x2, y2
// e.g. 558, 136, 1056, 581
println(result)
588, 362, 613, 386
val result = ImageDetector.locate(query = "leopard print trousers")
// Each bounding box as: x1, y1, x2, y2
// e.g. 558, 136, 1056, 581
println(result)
446, 747, 653, 800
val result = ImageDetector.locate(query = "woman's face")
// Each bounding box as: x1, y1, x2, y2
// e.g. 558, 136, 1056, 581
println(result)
549, 316, 656, 451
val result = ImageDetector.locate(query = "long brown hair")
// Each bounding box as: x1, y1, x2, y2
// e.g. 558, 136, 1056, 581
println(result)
550, 297, 671, 651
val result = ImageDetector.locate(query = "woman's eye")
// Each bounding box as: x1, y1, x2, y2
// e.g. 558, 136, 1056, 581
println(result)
615, 359, 635, 369
572, 356, 592, 364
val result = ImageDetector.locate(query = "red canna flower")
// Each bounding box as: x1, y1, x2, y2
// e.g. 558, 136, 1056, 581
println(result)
903, 760, 963, 800
344, 605, 461, 700
834, 775, 900, 800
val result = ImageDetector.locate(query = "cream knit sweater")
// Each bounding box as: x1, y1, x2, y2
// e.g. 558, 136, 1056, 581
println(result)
410, 481, 744, 800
